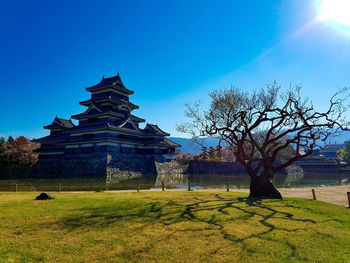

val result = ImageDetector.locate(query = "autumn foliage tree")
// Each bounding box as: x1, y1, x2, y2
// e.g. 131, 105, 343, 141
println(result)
0, 136, 40, 168
177, 83, 349, 199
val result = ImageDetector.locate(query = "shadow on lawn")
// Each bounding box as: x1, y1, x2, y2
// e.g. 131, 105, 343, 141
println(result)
59, 194, 343, 260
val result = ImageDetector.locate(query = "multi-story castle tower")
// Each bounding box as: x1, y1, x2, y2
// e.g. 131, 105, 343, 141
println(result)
35, 74, 181, 180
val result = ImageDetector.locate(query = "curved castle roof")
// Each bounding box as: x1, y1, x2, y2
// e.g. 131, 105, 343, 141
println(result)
43, 117, 75, 130
86, 74, 134, 95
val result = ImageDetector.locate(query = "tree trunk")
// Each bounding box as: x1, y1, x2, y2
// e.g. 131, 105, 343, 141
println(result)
249, 173, 282, 199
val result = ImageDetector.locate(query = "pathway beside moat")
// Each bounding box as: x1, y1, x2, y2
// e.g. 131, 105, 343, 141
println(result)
230, 185, 350, 207
104, 185, 350, 207
11, 184, 348, 207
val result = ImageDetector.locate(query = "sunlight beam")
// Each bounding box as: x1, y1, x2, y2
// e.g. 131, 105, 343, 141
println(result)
318, 0, 350, 27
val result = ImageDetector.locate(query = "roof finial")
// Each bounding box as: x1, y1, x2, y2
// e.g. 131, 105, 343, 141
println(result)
117, 72, 120, 77
102, 75, 105, 80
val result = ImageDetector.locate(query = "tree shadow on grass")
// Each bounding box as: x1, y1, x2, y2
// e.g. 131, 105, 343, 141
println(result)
58, 194, 344, 261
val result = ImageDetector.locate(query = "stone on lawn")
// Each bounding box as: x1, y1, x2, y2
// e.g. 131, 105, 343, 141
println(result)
35, 192, 54, 200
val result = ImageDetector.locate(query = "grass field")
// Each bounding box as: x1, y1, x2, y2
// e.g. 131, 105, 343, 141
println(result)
0, 191, 349, 262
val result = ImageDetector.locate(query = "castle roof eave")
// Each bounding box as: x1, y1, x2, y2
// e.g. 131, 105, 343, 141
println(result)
143, 124, 170, 136
164, 138, 181, 148
35, 136, 67, 143
60, 138, 170, 149
71, 111, 125, 120
86, 86, 134, 95
79, 98, 139, 110
86, 75, 134, 95
63, 124, 168, 138
44, 117, 75, 130
130, 115, 145, 123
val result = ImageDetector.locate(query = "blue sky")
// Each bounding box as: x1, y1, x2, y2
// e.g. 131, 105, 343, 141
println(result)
1, 0, 350, 139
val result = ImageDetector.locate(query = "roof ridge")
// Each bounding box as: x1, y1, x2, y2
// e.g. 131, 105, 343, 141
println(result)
86, 74, 134, 95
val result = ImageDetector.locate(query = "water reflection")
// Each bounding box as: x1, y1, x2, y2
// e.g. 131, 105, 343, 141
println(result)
186, 172, 350, 189
0, 171, 350, 191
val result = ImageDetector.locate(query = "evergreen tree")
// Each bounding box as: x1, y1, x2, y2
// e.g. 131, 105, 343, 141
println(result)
0, 137, 6, 166
7, 136, 14, 144
198, 146, 208, 160
208, 146, 216, 160
215, 145, 222, 161
0, 137, 5, 153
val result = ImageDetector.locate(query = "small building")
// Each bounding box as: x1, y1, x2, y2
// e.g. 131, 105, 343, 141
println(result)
34, 74, 181, 180
318, 143, 344, 158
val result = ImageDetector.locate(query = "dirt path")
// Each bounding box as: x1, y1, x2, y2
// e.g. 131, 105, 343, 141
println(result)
231, 185, 350, 207
31, 185, 350, 207
105, 185, 350, 207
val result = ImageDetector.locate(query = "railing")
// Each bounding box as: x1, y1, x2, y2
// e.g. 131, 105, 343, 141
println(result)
0, 182, 232, 192
2, 183, 350, 208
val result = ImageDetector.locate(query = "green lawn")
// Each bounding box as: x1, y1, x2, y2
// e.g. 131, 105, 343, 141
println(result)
0, 191, 349, 263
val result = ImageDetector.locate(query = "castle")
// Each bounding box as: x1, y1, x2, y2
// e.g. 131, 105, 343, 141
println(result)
35, 74, 181, 181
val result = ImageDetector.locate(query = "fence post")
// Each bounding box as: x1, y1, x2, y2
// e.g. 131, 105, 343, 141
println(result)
312, 189, 316, 200
137, 183, 140, 192
58, 183, 61, 193
347, 192, 350, 208
188, 181, 191, 191
15, 184, 18, 193
226, 183, 230, 192
161, 181, 165, 191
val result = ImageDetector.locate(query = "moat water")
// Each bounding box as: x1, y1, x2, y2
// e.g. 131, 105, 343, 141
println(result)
0, 171, 350, 192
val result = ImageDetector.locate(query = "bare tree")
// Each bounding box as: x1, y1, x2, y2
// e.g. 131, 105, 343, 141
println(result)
177, 82, 349, 199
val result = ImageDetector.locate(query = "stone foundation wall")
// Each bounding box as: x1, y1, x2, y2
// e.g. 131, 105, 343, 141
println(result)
186, 160, 246, 175
29, 155, 107, 178
155, 160, 183, 176
6, 153, 184, 184
154, 160, 184, 186
106, 153, 157, 183
186, 160, 287, 175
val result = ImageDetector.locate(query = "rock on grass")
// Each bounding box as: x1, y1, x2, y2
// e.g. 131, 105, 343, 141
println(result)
35, 192, 54, 200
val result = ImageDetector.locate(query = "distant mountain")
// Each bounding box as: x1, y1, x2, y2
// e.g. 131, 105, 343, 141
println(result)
169, 137, 221, 154
170, 130, 350, 154
330, 131, 350, 144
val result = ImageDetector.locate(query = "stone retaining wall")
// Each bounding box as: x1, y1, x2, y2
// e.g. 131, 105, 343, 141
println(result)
154, 160, 184, 186
29, 155, 107, 178
106, 153, 157, 183
9, 153, 184, 183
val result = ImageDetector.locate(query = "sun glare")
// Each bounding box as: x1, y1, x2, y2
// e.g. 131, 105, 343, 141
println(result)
318, 0, 350, 27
